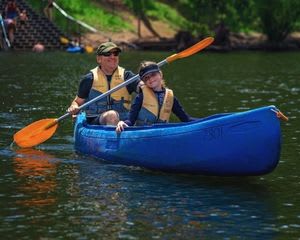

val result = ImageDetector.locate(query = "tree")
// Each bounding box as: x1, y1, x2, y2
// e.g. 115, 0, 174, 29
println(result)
256, 0, 300, 43
165, 0, 257, 36
123, 0, 161, 39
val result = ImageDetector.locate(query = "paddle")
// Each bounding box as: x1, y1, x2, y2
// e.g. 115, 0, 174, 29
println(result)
13, 37, 214, 148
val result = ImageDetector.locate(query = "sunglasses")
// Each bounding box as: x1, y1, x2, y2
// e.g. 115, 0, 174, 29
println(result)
101, 51, 120, 57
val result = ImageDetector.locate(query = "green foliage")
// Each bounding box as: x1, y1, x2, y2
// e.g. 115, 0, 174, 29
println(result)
146, 1, 188, 30
27, 0, 300, 44
170, 0, 258, 34
221, 0, 258, 33
122, 0, 146, 14
27, 0, 133, 32
162, 0, 300, 42
255, 0, 300, 43
123, 0, 188, 31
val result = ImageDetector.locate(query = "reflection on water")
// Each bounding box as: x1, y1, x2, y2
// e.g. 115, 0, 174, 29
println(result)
13, 149, 58, 206
56, 161, 278, 239
0, 51, 299, 239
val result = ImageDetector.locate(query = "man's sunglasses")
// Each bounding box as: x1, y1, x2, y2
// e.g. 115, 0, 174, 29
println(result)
101, 51, 120, 57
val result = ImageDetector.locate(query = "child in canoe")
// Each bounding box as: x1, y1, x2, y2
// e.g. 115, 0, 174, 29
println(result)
116, 61, 196, 132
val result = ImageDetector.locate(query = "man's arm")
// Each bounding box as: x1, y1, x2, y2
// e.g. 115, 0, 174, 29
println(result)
67, 72, 93, 115
68, 96, 85, 115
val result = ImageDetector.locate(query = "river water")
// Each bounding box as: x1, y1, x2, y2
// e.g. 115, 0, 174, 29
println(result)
0, 50, 299, 239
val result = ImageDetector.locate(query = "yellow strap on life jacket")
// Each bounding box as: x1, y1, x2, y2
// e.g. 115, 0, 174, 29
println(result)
142, 86, 174, 122
159, 88, 174, 122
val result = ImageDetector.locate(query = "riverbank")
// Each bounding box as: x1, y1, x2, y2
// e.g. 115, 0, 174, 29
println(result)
77, 1, 300, 52
81, 28, 300, 52
24, 0, 300, 52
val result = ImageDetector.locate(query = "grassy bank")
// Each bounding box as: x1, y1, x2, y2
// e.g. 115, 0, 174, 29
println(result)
26, 0, 186, 35
27, 0, 132, 33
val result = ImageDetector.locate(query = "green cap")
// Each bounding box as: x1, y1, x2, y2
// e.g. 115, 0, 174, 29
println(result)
96, 42, 121, 55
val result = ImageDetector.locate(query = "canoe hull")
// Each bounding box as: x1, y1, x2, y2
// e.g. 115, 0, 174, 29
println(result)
74, 106, 281, 176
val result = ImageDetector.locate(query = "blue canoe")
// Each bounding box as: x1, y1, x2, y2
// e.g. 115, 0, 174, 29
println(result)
74, 105, 283, 176
66, 46, 84, 53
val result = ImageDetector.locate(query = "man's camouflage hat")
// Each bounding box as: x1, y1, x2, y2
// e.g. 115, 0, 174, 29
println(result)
96, 42, 121, 55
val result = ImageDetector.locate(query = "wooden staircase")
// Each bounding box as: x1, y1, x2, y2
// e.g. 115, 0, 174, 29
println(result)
0, 0, 66, 50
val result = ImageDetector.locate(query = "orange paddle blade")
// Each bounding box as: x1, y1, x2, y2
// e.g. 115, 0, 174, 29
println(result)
14, 119, 58, 148
166, 37, 214, 63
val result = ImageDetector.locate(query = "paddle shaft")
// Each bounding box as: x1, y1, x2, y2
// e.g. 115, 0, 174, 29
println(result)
56, 59, 168, 122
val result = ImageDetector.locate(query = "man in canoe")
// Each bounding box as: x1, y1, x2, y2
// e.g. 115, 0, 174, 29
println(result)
67, 41, 141, 125
116, 61, 196, 132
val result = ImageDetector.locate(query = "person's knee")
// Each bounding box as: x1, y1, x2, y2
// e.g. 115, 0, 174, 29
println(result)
99, 110, 119, 125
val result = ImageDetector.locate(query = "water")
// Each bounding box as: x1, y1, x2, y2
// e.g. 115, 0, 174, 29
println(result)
0, 50, 299, 239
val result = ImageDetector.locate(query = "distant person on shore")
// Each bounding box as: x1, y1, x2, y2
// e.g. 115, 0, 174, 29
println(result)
4, 0, 20, 47
32, 42, 45, 52
4, 18, 16, 47
67, 41, 142, 125
4, 0, 20, 20
44, 0, 54, 21
19, 10, 29, 29
5, 19, 15, 45
70, 37, 80, 47
116, 61, 196, 132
